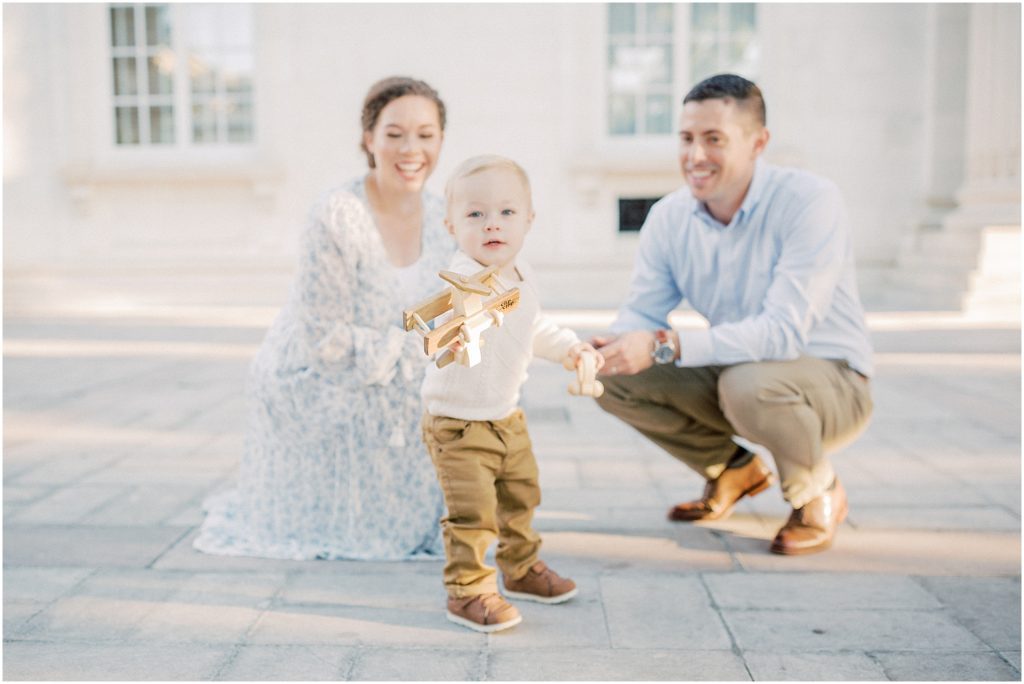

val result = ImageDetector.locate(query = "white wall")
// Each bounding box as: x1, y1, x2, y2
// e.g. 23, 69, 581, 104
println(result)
1, 3, 986, 312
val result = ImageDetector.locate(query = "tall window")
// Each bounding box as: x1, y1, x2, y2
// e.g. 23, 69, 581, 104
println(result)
606, 3, 759, 137
109, 4, 254, 147
689, 4, 758, 83
607, 3, 675, 136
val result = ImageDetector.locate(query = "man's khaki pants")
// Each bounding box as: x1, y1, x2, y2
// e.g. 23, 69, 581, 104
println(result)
596, 357, 873, 508
422, 408, 541, 598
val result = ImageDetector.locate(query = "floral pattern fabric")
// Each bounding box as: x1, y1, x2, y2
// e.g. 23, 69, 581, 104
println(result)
194, 177, 454, 560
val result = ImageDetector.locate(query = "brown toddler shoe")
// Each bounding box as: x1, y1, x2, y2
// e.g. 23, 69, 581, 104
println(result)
502, 560, 578, 604
446, 592, 522, 633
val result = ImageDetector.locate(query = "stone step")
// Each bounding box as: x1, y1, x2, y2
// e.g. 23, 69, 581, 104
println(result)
894, 225, 1020, 317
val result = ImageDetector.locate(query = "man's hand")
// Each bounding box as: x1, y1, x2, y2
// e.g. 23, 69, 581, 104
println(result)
590, 330, 656, 376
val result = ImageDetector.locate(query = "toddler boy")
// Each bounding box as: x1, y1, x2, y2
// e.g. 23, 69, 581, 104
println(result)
421, 155, 602, 633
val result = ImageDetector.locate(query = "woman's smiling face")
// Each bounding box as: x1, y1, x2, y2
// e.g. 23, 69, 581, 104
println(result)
363, 95, 443, 194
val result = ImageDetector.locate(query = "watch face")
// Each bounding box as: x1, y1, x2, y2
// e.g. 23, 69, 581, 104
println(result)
653, 342, 675, 364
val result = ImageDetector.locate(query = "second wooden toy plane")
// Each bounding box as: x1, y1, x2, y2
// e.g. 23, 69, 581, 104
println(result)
403, 265, 521, 369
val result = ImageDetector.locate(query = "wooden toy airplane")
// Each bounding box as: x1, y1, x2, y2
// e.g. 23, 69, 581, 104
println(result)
564, 350, 604, 398
403, 265, 520, 369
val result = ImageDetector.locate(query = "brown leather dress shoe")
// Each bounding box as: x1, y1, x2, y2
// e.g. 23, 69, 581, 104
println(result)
668, 454, 774, 522
770, 478, 848, 555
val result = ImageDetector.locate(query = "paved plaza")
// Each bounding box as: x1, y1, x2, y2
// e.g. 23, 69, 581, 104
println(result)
3, 309, 1021, 680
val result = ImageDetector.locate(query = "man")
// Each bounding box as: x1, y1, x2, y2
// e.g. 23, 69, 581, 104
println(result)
593, 74, 873, 555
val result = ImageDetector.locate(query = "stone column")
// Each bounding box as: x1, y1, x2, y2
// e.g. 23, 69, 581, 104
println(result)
948, 3, 1021, 230
917, 4, 970, 230
951, 4, 1021, 315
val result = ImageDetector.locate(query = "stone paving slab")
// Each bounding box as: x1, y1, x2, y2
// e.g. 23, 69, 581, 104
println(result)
79, 483, 213, 525
213, 644, 357, 681
703, 572, 942, 610
537, 529, 736, 572
3, 567, 95, 603
133, 572, 286, 644
2, 641, 234, 680
279, 568, 448, 611
849, 505, 1022, 532
15, 569, 195, 642
4, 524, 190, 568
348, 647, 483, 681
246, 603, 487, 648
5, 450, 129, 488
5, 602, 49, 637
600, 572, 732, 650
480, 592, 610, 651
728, 529, 1021, 576
914, 576, 1022, 651
873, 651, 1022, 681
7, 484, 131, 525
722, 608, 990, 652
487, 647, 751, 680
742, 651, 888, 680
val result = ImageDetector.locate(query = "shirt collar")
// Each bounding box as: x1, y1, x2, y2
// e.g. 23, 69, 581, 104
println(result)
691, 158, 768, 228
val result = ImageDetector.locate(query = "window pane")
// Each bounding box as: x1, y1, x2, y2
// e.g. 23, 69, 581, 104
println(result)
184, 5, 221, 50
110, 6, 135, 47
618, 197, 662, 232
729, 3, 756, 32
608, 3, 636, 35
145, 5, 172, 47
690, 40, 718, 83
645, 93, 672, 134
609, 45, 670, 92
222, 53, 253, 94
147, 53, 175, 95
115, 106, 140, 144
227, 99, 253, 143
609, 93, 636, 135
608, 45, 639, 93
189, 52, 219, 94
651, 43, 672, 85
112, 57, 138, 96
149, 105, 175, 144
691, 3, 719, 33
184, 6, 256, 146
645, 3, 673, 35
192, 102, 219, 143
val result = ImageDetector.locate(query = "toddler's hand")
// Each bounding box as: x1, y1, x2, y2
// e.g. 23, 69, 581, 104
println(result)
567, 342, 605, 371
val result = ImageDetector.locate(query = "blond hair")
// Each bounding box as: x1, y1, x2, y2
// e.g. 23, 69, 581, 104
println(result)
444, 154, 532, 212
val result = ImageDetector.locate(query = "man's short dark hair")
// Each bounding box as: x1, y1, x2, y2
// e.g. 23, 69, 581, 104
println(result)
683, 74, 766, 127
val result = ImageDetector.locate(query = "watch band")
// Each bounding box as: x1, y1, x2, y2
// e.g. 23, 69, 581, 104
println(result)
652, 329, 677, 364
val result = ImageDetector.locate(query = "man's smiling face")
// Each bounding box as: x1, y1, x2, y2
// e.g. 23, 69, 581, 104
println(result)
678, 97, 769, 224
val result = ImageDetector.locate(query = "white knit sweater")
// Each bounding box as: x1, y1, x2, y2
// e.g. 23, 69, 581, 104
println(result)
421, 250, 580, 421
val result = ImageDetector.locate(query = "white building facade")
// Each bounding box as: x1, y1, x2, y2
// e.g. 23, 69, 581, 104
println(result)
4, 3, 1020, 314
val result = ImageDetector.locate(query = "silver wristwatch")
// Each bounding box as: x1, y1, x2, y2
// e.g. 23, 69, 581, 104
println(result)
651, 329, 677, 364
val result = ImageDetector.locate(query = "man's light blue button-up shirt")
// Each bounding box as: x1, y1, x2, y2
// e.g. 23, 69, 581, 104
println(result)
611, 160, 874, 377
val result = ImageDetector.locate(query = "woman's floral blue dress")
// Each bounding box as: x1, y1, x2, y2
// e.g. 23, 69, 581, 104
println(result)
194, 177, 454, 560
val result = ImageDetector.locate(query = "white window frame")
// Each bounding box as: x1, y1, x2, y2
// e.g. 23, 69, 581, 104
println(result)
603, 2, 758, 143
106, 3, 256, 153
605, 3, 682, 139
687, 3, 760, 85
